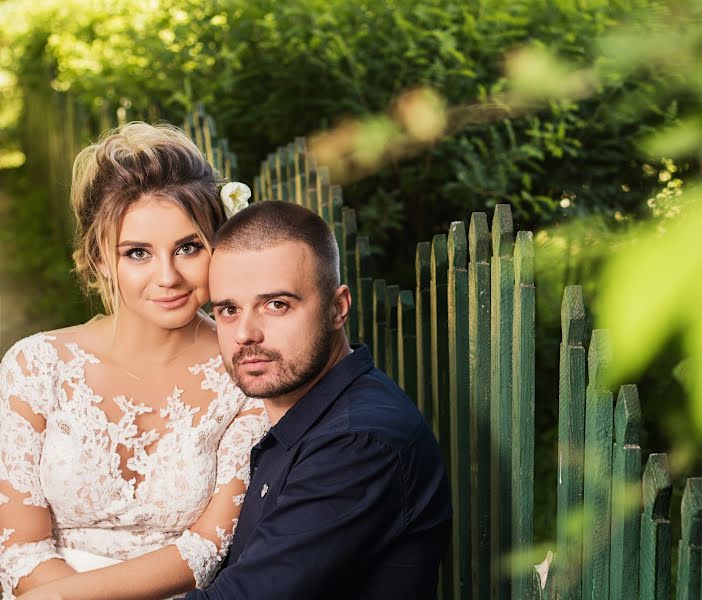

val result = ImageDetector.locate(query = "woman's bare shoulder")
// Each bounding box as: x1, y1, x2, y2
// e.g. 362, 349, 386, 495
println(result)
43, 315, 112, 350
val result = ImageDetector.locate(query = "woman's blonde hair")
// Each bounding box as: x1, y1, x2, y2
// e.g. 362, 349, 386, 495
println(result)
71, 122, 226, 315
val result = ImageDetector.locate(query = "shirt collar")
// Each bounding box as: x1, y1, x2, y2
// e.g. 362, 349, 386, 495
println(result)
268, 345, 373, 450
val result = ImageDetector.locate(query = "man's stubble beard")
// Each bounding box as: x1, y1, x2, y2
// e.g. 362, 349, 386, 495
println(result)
225, 316, 335, 399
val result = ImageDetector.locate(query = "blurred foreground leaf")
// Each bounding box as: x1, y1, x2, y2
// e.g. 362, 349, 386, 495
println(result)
599, 189, 702, 429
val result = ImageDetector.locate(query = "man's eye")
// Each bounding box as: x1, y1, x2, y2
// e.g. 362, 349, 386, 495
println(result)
267, 300, 288, 312
219, 306, 238, 317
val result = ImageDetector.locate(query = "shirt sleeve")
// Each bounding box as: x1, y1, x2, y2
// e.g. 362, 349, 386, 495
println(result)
0, 337, 64, 599
174, 395, 269, 589
184, 432, 404, 600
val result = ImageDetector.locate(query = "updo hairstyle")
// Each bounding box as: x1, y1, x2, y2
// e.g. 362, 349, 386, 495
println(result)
71, 122, 226, 314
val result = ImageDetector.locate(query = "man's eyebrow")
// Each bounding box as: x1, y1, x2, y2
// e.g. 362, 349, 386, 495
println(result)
256, 290, 303, 302
210, 291, 302, 308
210, 298, 235, 308
117, 234, 200, 248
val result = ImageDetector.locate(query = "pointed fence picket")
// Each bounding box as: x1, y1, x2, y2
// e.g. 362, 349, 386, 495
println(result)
184, 107, 702, 600
640, 453, 672, 600
25, 93, 702, 600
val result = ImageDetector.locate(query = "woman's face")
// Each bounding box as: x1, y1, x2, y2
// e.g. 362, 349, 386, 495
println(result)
113, 195, 211, 330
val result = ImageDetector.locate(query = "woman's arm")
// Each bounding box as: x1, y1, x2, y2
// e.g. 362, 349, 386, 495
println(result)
0, 338, 78, 598
16, 546, 192, 600
16, 404, 269, 600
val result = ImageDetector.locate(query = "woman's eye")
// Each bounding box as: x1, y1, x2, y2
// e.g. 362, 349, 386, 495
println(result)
126, 248, 149, 260
177, 242, 203, 256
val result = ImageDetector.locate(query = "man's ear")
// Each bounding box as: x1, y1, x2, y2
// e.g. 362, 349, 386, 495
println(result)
331, 285, 351, 331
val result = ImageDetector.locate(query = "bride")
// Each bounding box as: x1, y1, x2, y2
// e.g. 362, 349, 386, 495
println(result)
0, 123, 268, 599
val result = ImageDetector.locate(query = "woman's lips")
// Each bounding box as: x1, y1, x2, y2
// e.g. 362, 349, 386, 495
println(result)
152, 292, 191, 309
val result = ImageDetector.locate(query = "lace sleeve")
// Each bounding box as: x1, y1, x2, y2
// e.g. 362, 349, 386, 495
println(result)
175, 397, 268, 588
0, 336, 64, 598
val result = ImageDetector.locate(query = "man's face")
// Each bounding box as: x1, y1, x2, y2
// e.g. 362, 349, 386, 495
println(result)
210, 240, 334, 398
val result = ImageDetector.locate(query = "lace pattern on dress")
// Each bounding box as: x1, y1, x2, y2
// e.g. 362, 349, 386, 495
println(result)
174, 529, 225, 589
0, 337, 56, 508
215, 412, 269, 493
0, 529, 63, 599
0, 333, 269, 594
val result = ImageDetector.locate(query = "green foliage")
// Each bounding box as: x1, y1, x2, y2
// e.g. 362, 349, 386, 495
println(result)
0, 0, 688, 250
0, 170, 90, 327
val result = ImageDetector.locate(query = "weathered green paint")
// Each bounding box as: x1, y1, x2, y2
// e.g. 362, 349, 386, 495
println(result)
373, 279, 387, 372
331, 186, 344, 283
218, 138, 231, 180
610, 384, 642, 600
203, 114, 216, 168
285, 143, 296, 202
384, 285, 400, 381
277, 145, 288, 201
511, 231, 536, 600
342, 208, 359, 343
183, 111, 195, 143
448, 221, 470, 600
489, 204, 515, 600
258, 159, 266, 200
192, 106, 204, 153
227, 150, 239, 181
268, 153, 278, 201
397, 290, 417, 403
293, 138, 306, 206
416, 242, 433, 426
430, 233, 451, 600
317, 166, 330, 220
469, 213, 491, 600
582, 330, 613, 600
677, 478, 702, 600
556, 285, 587, 600
317, 167, 332, 224
330, 184, 343, 223
212, 144, 222, 174
355, 236, 373, 350
640, 453, 672, 600
306, 164, 318, 214
430, 234, 450, 451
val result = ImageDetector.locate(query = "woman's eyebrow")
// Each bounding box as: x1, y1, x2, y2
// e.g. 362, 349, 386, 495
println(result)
117, 234, 200, 248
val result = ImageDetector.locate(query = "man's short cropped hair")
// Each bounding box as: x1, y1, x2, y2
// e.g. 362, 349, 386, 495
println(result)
214, 201, 340, 295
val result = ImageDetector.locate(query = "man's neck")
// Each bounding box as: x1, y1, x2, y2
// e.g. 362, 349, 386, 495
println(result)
264, 337, 352, 426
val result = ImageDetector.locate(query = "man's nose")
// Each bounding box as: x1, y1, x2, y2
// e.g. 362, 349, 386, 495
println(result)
235, 311, 264, 346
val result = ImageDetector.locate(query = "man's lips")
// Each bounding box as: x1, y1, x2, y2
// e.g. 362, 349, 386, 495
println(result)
239, 358, 273, 365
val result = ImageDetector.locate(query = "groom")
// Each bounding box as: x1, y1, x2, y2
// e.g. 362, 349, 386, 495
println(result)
186, 201, 451, 599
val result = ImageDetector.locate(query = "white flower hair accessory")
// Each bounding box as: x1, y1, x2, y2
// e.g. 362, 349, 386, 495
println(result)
220, 181, 251, 218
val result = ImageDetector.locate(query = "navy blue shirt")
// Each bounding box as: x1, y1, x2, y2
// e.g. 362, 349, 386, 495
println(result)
185, 345, 451, 599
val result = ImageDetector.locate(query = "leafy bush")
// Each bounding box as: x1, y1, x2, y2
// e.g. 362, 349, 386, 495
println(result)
0, 0, 687, 257
1, 0, 700, 545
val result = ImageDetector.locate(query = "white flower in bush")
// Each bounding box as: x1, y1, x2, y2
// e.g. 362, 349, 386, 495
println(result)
220, 182, 251, 218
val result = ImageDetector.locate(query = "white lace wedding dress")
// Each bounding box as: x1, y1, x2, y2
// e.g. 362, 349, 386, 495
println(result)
0, 333, 269, 599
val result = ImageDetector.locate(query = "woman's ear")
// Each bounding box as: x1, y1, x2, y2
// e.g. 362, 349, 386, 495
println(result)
96, 260, 110, 279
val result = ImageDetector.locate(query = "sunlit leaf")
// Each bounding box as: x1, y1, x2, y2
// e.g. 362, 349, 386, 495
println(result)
643, 119, 702, 159
599, 188, 702, 400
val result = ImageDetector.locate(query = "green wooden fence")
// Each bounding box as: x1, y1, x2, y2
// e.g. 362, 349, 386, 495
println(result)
181, 107, 700, 600
14, 94, 702, 599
